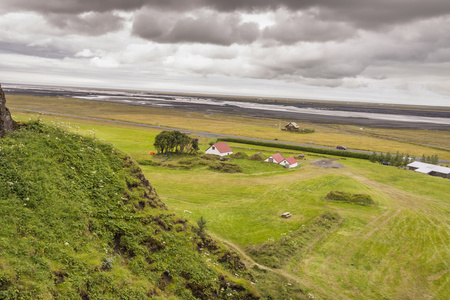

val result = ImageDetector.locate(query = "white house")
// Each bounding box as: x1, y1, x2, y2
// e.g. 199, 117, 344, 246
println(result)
264, 153, 285, 164
205, 142, 233, 157
407, 161, 450, 179
280, 156, 299, 168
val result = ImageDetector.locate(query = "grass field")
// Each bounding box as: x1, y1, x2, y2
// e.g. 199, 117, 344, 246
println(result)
8, 102, 450, 299
9, 95, 450, 160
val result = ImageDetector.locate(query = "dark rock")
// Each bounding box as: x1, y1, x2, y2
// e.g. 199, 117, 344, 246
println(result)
0, 84, 17, 137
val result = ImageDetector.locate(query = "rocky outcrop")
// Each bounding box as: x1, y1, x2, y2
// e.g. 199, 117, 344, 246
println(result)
0, 84, 17, 137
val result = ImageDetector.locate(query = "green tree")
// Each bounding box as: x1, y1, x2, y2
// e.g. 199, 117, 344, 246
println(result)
385, 152, 392, 164
369, 152, 377, 163
196, 216, 208, 238
403, 154, 411, 167
154, 131, 198, 155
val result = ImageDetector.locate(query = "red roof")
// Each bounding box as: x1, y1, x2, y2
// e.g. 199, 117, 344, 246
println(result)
270, 153, 285, 163
285, 156, 298, 165
213, 142, 232, 153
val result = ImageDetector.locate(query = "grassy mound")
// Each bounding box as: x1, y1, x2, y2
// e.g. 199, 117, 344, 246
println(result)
0, 121, 258, 299
230, 152, 249, 159
248, 152, 266, 161
324, 191, 376, 206
209, 162, 243, 173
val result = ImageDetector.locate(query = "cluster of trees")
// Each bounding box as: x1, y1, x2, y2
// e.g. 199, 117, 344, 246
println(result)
370, 151, 439, 167
420, 154, 439, 164
153, 131, 199, 154
369, 151, 413, 167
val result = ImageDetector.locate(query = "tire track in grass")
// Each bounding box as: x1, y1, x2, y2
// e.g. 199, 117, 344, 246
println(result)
341, 169, 450, 291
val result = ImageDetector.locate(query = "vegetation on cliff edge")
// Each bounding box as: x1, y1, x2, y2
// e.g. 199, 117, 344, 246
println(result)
0, 121, 258, 299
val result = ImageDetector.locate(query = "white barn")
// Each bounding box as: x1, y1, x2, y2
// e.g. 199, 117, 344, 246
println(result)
205, 142, 233, 157
407, 161, 450, 179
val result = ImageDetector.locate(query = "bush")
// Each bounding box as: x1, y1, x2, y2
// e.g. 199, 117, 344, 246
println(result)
324, 191, 375, 206
136, 159, 159, 166
209, 162, 242, 173
248, 152, 266, 161
201, 154, 221, 161
230, 152, 248, 159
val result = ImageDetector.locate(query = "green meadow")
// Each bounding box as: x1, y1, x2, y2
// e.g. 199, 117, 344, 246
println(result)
9, 102, 450, 299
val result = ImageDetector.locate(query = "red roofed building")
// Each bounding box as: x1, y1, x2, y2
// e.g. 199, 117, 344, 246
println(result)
264, 153, 299, 168
280, 156, 298, 168
264, 153, 285, 164
205, 142, 233, 157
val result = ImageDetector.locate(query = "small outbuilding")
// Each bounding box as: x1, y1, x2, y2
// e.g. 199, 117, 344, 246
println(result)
264, 153, 285, 164
407, 161, 450, 179
205, 142, 233, 157
283, 122, 300, 131
280, 156, 299, 169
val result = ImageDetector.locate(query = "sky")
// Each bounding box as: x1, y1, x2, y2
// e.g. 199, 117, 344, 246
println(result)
0, 0, 450, 106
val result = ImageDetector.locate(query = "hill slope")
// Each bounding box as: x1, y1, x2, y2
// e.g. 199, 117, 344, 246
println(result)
0, 121, 259, 299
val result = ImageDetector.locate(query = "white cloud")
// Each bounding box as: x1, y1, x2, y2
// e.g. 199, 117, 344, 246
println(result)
0, 2, 449, 106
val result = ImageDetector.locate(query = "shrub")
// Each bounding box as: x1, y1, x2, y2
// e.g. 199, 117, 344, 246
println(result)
208, 162, 242, 173
248, 152, 266, 161
136, 159, 159, 166
324, 191, 375, 206
230, 152, 248, 159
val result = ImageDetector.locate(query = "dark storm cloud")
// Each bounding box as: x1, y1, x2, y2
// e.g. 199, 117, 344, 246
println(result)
202, 0, 450, 27
262, 11, 357, 43
46, 12, 125, 35
1, 0, 199, 14
132, 10, 259, 45
5, 0, 450, 24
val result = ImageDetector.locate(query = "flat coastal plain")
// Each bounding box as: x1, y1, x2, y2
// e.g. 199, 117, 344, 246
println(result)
5, 84, 450, 130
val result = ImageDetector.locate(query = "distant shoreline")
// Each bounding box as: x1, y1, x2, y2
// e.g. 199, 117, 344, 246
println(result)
4, 83, 450, 131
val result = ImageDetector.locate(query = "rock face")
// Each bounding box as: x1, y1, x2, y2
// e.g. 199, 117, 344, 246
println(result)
0, 84, 17, 137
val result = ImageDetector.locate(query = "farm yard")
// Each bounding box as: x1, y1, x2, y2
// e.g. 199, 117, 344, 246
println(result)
8, 100, 450, 299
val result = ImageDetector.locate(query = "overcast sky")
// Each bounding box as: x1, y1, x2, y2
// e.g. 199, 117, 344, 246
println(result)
1, 0, 450, 106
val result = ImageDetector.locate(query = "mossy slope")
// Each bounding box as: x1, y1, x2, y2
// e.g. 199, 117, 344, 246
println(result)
0, 121, 258, 299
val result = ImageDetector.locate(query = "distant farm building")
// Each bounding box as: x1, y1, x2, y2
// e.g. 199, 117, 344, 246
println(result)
283, 122, 300, 131
264, 153, 298, 168
205, 142, 233, 157
407, 161, 450, 179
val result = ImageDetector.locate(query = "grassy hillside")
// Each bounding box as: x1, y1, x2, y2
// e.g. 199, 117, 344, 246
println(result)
7, 112, 450, 299
0, 121, 259, 299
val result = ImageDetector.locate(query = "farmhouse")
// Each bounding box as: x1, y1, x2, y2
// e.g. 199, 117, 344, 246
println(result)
264, 153, 298, 168
283, 122, 300, 131
407, 161, 450, 179
205, 142, 233, 157
280, 156, 299, 169
264, 153, 285, 164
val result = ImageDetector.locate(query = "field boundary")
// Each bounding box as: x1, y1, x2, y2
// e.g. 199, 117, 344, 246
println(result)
218, 137, 371, 159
